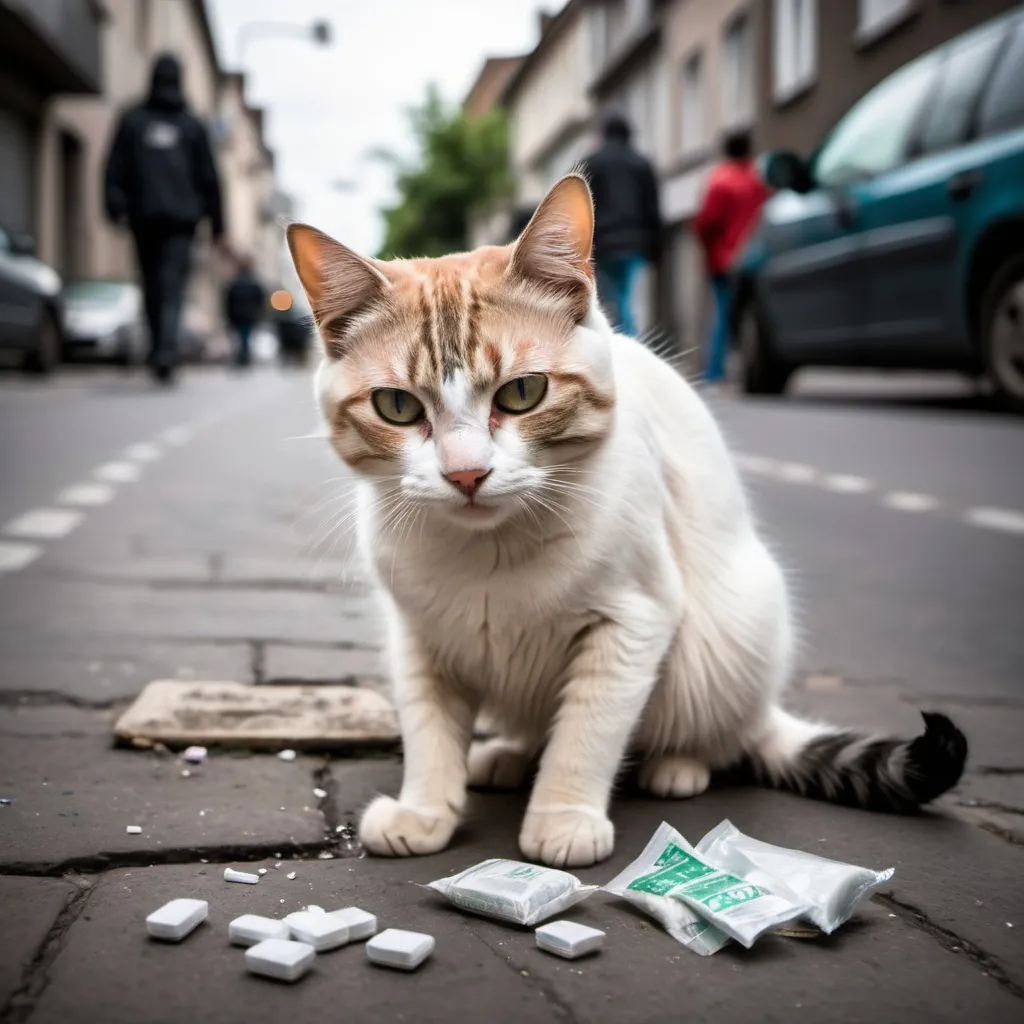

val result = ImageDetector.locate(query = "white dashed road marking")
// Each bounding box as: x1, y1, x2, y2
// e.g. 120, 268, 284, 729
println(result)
124, 442, 161, 462
93, 461, 141, 483
823, 473, 873, 494
964, 507, 1024, 535
736, 450, 1022, 537
160, 425, 192, 446
3, 508, 84, 540
0, 541, 42, 573
775, 462, 817, 484
883, 491, 940, 513
57, 483, 116, 507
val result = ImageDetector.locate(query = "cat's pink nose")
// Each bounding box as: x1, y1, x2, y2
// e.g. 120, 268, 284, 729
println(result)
446, 468, 490, 497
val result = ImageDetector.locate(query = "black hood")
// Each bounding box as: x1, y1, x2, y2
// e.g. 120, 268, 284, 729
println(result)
147, 54, 186, 111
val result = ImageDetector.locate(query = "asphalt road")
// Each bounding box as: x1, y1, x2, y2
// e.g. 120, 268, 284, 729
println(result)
2, 364, 1019, 699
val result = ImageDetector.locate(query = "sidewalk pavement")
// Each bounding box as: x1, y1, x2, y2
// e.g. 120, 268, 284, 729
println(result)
1, 375, 1022, 1023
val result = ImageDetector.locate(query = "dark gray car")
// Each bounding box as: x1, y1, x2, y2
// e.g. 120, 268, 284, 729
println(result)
0, 225, 63, 373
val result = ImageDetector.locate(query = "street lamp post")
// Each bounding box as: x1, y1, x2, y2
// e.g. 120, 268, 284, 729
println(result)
234, 19, 331, 67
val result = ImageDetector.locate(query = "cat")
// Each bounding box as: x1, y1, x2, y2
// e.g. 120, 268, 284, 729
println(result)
287, 174, 968, 868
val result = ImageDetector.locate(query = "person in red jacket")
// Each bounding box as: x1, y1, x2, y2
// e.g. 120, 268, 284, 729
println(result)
693, 130, 769, 383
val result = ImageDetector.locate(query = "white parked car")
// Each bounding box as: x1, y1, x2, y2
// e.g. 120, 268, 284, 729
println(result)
62, 280, 146, 365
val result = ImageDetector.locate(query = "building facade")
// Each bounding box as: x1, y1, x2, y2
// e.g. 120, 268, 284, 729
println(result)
0, 0, 103, 248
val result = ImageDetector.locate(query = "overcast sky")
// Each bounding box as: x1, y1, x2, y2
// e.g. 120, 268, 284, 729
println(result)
207, 0, 545, 258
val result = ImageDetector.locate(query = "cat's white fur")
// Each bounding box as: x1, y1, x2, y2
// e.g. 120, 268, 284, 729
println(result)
315, 299, 815, 868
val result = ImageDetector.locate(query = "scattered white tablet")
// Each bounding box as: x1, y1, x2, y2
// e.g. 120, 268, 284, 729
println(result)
535, 920, 605, 959
331, 907, 377, 942
145, 898, 208, 942
366, 928, 434, 971
245, 938, 316, 982
229, 914, 290, 947
224, 868, 260, 885
286, 910, 349, 952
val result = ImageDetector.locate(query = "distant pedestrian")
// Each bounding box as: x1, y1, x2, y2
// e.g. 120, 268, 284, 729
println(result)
581, 111, 661, 337
104, 53, 225, 384
694, 130, 769, 383
224, 257, 266, 368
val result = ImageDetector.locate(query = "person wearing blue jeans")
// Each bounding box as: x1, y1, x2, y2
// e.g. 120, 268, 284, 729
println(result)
596, 253, 647, 337
581, 111, 661, 338
706, 273, 732, 383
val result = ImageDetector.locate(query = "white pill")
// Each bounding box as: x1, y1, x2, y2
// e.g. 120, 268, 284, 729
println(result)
126, 825, 142, 834
287, 910, 349, 951
146, 898, 208, 942
366, 928, 434, 971
286, 871, 297, 880
257, 868, 268, 876
331, 907, 377, 941
229, 914, 290, 947
245, 938, 316, 983
182, 745, 207, 764
535, 920, 605, 959
277, 749, 297, 761
224, 868, 260, 884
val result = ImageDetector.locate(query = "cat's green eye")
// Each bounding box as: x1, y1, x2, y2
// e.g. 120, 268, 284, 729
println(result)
372, 389, 424, 426
494, 374, 548, 414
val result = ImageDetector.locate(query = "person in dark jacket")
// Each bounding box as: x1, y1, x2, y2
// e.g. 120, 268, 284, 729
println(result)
580, 112, 661, 337
224, 257, 266, 368
104, 53, 225, 383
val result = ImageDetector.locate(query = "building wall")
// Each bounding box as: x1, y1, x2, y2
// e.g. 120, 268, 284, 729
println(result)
463, 56, 522, 119
755, 0, 1020, 154
508, 8, 594, 203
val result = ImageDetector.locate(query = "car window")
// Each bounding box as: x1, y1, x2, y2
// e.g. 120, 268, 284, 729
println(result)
814, 52, 941, 187
64, 282, 130, 303
978, 19, 1024, 138
919, 23, 1007, 154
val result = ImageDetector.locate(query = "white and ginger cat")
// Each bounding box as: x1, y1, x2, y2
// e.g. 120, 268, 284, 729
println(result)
288, 175, 967, 868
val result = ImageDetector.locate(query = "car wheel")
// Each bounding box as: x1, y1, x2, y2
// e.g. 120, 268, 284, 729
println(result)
982, 254, 1024, 413
736, 300, 793, 396
23, 307, 61, 375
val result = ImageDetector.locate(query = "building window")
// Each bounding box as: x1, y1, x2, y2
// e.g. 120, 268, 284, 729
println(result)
681, 51, 704, 155
722, 13, 754, 128
773, 0, 817, 104
856, 0, 917, 46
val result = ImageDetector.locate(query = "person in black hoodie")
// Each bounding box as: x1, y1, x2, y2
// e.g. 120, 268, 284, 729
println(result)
224, 257, 266, 368
580, 111, 661, 337
104, 53, 225, 383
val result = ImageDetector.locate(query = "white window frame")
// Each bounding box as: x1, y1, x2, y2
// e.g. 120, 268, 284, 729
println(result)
722, 12, 754, 129
773, 0, 818, 105
681, 51, 705, 156
856, 0, 919, 47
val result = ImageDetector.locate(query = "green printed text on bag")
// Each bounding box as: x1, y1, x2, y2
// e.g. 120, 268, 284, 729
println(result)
627, 843, 763, 909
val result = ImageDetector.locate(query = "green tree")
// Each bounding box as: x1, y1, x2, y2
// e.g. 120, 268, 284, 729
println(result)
374, 86, 512, 259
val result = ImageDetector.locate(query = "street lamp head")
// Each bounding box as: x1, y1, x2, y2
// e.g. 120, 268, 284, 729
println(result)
311, 20, 331, 45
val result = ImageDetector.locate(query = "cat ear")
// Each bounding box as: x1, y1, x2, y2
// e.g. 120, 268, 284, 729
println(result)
508, 174, 594, 320
287, 224, 389, 357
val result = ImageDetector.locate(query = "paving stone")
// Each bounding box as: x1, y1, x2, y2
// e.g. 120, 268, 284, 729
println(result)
45, 556, 212, 584
0, 721, 329, 871
262, 644, 385, 687
217, 557, 366, 589
0, 637, 253, 702
114, 681, 398, 751
27, 831, 1024, 1024
5, 576, 380, 647
0, 876, 77, 1009
326, 762, 1024, 994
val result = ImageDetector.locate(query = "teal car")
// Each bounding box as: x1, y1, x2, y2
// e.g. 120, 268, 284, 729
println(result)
733, 8, 1024, 410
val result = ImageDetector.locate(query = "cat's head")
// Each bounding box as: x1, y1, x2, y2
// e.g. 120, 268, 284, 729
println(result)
288, 174, 615, 532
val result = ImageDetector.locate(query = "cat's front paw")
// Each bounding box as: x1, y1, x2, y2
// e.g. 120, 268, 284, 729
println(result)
359, 796, 457, 857
519, 807, 614, 868
637, 755, 710, 798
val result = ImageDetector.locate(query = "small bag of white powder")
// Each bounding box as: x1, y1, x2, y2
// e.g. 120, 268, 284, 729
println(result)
425, 858, 597, 926
603, 821, 804, 950
695, 819, 894, 934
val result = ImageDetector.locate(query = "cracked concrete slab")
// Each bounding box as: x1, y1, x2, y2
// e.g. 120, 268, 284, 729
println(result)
25, 848, 1024, 1024
0, 876, 78, 1010
0, 716, 331, 872
325, 762, 1024, 995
